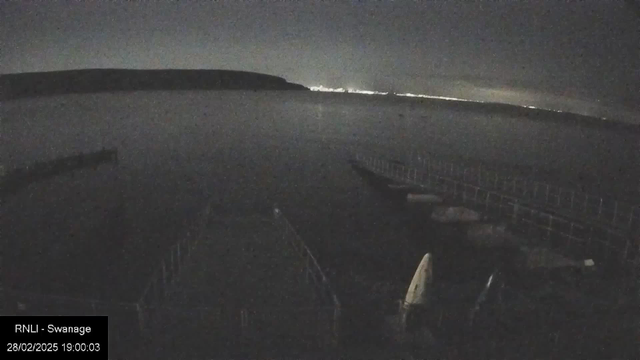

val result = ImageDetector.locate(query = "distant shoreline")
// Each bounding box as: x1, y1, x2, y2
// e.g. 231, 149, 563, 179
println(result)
0, 68, 309, 100
308, 91, 640, 134
2, 68, 637, 133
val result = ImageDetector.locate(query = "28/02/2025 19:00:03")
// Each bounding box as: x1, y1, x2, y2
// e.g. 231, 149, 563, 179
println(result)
6, 342, 102, 353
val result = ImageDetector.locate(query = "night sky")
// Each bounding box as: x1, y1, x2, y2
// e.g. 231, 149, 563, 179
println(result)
2, 1, 639, 119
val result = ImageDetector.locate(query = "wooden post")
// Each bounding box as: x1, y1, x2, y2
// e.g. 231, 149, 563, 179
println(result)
151, 279, 158, 306
463, 184, 467, 203
569, 223, 575, 246
171, 246, 176, 283
629, 206, 638, 229
241, 309, 249, 337
557, 188, 561, 206
570, 192, 575, 211
550, 332, 560, 359
597, 198, 603, 219
622, 238, 630, 263
546, 185, 550, 204
162, 263, 167, 291
136, 303, 146, 334
332, 301, 341, 347
176, 242, 181, 275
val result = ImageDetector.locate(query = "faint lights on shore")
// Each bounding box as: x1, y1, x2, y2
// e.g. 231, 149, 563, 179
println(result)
394, 92, 479, 103
308, 86, 580, 116
309, 85, 388, 95
309, 86, 478, 103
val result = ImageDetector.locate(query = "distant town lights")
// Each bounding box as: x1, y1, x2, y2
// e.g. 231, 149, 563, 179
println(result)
308, 86, 572, 115
309, 86, 388, 95
309, 85, 347, 93
309, 86, 475, 101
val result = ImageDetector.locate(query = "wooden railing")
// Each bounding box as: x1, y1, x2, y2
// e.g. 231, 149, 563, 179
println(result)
136, 203, 341, 349
1, 148, 119, 197
408, 150, 640, 232
273, 206, 341, 345
354, 152, 638, 272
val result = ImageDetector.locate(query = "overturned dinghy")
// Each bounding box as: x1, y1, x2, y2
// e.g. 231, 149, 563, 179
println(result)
431, 206, 481, 223
518, 246, 595, 270
466, 222, 525, 248
387, 183, 417, 191
407, 193, 444, 204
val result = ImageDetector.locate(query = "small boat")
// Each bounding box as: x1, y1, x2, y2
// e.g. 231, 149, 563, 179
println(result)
406, 193, 443, 204
431, 206, 481, 223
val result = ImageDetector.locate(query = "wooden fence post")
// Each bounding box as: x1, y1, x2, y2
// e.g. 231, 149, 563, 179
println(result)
597, 198, 603, 219
332, 302, 341, 347
161, 263, 167, 293
136, 302, 146, 334
241, 309, 248, 337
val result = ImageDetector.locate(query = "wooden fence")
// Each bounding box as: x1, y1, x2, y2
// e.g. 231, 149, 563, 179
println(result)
355, 152, 639, 274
